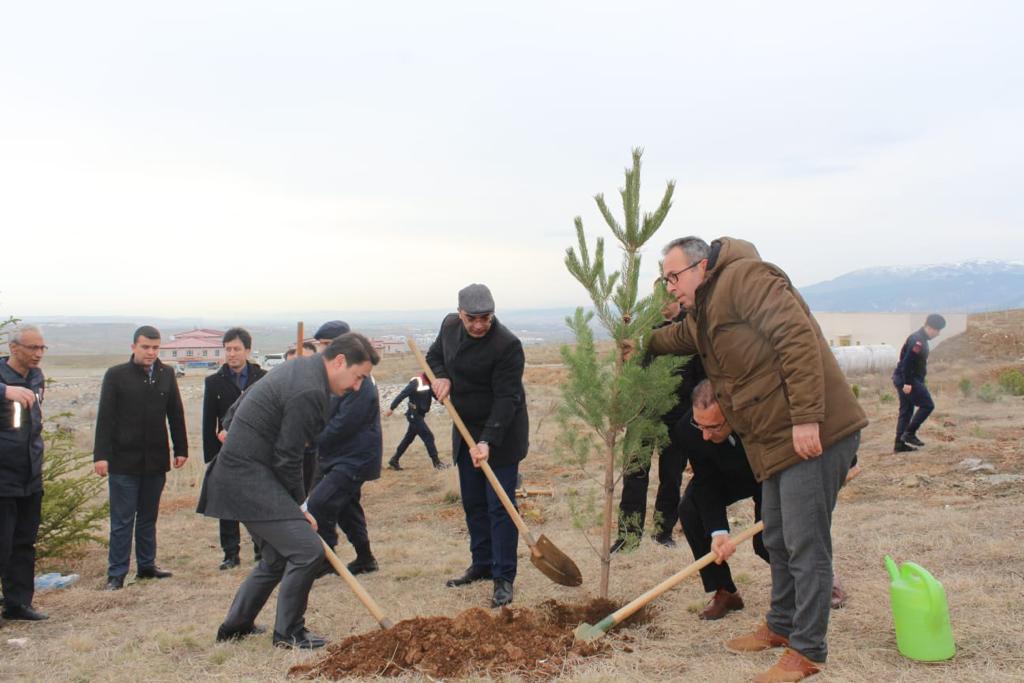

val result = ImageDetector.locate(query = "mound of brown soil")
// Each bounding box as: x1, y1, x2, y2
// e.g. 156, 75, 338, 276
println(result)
289, 599, 645, 680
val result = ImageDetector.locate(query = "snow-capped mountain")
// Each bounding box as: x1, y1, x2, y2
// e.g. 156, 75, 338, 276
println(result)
800, 260, 1024, 312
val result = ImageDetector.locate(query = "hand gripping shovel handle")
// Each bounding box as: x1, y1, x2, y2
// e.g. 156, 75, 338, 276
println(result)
580, 521, 765, 641
319, 537, 394, 630
405, 338, 538, 548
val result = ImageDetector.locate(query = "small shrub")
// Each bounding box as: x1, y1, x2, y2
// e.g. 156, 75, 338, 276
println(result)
958, 378, 973, 398
851, 384, 860, 399
997, 368, 1024, 396
37, 415, 109, 560
977, 383, 1000, 404
880, 392, 895, 404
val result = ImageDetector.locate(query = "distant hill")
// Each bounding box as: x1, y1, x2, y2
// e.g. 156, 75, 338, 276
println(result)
800, 260, 1024, 312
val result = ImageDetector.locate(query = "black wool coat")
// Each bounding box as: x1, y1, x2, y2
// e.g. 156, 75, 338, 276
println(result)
202, 361, 268, 462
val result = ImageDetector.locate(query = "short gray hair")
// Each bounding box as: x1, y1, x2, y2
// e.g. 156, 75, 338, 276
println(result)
10, 325, 43, 345
663, 236, 710, 263
691, 378, 718, 410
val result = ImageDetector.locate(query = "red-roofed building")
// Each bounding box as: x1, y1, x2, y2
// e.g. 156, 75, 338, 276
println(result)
159, 329, 225, 365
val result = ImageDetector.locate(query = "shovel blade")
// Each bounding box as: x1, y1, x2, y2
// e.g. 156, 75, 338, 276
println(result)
530, 534, 583, 587
573, 621, 607, 643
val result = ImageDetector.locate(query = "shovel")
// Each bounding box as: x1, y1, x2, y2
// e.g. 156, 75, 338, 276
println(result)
406, 337, 583, 587
574, 520, 765, 642
319, 537, 394, 630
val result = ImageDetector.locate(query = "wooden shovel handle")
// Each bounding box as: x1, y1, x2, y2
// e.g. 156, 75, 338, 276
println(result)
319, 537, 394, 630
406, 338, 538, 548
609, 520, 765, 627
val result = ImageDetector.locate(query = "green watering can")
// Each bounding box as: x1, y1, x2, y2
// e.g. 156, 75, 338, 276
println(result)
884, 555, 956, 662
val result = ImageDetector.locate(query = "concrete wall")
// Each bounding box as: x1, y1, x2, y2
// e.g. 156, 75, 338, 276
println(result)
811, 312, 967, 350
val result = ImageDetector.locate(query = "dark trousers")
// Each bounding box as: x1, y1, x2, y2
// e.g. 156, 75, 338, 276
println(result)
107, 472, 165, 578
302, 448, 319, 496
0, 491, 43, 608
678, 482, 768, 594
307, 468, 370, 553
392, 413, 438, 462
457, 443, 519, 582
218, 519, 260, 560
895, 379, 935, 438
617, 439, 686, 540
763, 431, 859, 663
223, 517, 323, 637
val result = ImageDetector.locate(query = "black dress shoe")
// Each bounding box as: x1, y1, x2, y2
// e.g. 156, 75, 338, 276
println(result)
216, 622, 267, 642
901, 433, 926, 447
346, 556, 379, 575
137, 566, 173, 580
610, 537, 638, 554
491, 579, 513, 608
431, 459, 449, 470
273, 627, 327, 649
894, 438, 917, 453
219, 554, 241, 571
2, 604, 49, 621
387, 457, 403, 471
105, 575, 125, 591
446, 565, 492, 587
314, 558, 339, 581
653, 532, 677, 548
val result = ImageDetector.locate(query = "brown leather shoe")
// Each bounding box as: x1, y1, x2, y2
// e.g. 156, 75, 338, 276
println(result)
699, 588, 745, 620
724, 622, 790, 653
751, 648, 822, 682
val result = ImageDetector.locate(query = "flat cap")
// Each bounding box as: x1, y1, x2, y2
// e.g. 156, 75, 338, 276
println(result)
458, 284, 495, 315
313, 320, 351, 340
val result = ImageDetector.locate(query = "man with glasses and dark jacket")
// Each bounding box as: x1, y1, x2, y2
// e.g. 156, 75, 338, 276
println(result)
202, 327, 268, 570
0, 325, 50, 623
93, 325, 188, 591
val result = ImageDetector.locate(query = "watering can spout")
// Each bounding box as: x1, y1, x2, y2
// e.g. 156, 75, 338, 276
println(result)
884, 555, 899, 582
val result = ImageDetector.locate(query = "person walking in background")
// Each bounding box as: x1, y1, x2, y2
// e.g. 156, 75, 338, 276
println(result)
0, 326, 50, 623
93, 326, 188, 591
202, 327, 267, 570
892, 313, 946, 453
386, 373, 445, 471
427, 284, 529, 608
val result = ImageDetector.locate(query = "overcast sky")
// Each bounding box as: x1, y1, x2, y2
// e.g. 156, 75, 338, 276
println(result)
1, 1, 1021, 318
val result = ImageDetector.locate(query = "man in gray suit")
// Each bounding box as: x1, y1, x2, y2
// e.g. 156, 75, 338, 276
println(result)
198, 332, 380, 649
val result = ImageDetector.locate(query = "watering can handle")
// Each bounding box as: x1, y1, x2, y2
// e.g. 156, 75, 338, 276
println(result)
884, 555, 899, 582
901, 562, 941, 617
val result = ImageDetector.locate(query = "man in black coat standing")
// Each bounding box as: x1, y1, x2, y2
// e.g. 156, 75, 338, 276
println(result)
0, 325, 50, 623
892, 313, 946, 452
198, 333, 379, 649
202, 327, 268, 570
385, 373, 444, 470
93, 326, 188, 590
675, 379, 768, 621
426, 284, 529, 608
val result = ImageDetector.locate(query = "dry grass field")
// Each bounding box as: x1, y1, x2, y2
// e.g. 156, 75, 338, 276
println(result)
2, 322, 1023, 682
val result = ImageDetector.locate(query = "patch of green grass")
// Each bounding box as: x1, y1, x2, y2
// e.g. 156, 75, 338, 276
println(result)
958, 378, 973, 398
879, 392, 895, 404
977, 383, 1000, 403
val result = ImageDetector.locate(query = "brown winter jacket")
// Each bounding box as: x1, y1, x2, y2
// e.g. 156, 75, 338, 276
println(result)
649, 238, 868, 482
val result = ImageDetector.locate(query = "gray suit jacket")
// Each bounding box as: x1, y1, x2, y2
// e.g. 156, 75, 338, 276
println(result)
197, 355, 332, 522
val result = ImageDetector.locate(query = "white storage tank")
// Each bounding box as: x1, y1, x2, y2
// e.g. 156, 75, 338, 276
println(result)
830, 344, 899, 376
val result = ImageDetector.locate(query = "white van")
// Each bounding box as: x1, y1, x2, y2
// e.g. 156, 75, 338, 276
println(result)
263, 353, 286, 369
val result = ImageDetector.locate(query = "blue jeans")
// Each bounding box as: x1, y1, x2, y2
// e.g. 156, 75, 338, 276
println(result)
456, 443, 519, 582
107, 472, 166, 578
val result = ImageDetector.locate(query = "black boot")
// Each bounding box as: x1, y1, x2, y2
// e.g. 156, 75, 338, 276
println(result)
387, 456, 403, 471
901, 432, 925, 447
431, 458, 449, 470
219, 552, 241, 571
894, 438, 917, 453
347, 543, 379, 575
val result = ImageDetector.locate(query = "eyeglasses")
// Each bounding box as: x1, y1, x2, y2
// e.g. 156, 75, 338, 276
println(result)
662, 260, 702, 286
690, 417, 726, 433
13, 344, 48, 353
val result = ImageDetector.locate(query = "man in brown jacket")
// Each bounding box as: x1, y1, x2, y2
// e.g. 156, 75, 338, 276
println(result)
647, 236, 867, 682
